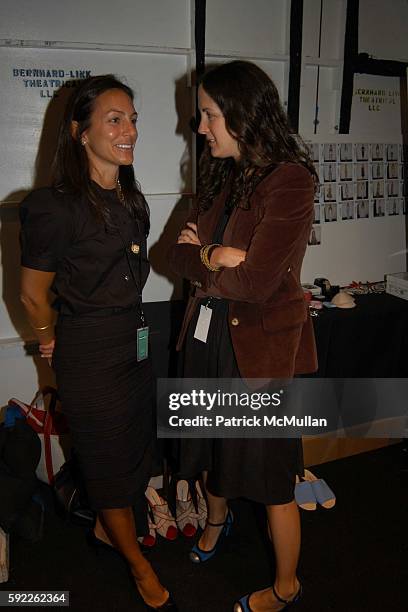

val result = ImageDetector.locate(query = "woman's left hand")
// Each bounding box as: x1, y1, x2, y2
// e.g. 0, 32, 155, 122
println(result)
177, 222, 201, 246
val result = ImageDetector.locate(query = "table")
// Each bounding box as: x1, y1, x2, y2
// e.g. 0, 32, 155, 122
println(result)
312, 293, 408, 377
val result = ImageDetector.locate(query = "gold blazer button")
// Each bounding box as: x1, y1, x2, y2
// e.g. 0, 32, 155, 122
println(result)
231, 317, 239, 326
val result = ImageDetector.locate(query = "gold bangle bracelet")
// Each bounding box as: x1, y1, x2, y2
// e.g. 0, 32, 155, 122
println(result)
32, 324, 52, 331
200, 244, 221, 272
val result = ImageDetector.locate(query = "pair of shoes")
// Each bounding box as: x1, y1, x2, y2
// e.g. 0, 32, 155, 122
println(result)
145, 486, 178, 541
144, 593, 178, 610
175, 480, 200, 537
189, 509, 233, 563
234, 583, 302, 612
195, 480, 207, 530
295, 470, 336, 510
294, 475, 316, 510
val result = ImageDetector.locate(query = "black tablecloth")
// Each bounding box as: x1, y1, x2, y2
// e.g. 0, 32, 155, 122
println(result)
313, 293, 408, 377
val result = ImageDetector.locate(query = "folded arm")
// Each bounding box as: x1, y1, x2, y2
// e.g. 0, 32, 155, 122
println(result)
168, 165, 314, 303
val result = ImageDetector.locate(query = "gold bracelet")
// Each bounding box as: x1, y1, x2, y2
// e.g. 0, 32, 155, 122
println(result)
200, 244, 221, 272
32, 324, 52, 331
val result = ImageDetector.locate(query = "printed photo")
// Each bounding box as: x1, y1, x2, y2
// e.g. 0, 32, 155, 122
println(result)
356, 200, 369, 219
371, 143, 384, 161
371, 180, 384, 199
339, 163, 352, 181
386, 144, 399, 161
386, 180, 399, 197
308, 225, 321, 246
341, 201, 355, 220
373, 199, 385, 217
387, 198, 399, 216
355, 162, 368, 181
307, 142, 320, 162
323, 143, 337, 162
355, 143, 369, 161
356, 181, 368, 200
339, 143, 353, 161
314, 204, 321, 224
324, 203, 337, 222
386, 163, 399, 179
340, 182, 354, 200
371, 162, 384, 180
323, 183, 336, 202
322, 163, 337, 183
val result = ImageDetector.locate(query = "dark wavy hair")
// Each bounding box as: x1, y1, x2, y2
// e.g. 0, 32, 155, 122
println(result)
52, 74, 149, 232
197, 61, 317, 211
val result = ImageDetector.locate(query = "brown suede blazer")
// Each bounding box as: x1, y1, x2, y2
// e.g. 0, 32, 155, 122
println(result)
168, 162, 318, 379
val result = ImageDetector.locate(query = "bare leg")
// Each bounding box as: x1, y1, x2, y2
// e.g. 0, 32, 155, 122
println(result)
198, 471, 228, 551
99, 507, 168, 608
246, 500, 300, 611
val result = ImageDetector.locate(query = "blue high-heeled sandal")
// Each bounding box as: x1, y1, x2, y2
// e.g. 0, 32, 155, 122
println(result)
189, 509, 233, 563
233, 583, 302, 612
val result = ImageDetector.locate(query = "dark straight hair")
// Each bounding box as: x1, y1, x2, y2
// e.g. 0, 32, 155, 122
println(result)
197, 60, 317, 211
52, 74, 149, 232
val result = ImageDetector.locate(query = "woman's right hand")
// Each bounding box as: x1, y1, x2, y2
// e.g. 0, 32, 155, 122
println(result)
39, 338, 55, 367
211, 246, 246, 269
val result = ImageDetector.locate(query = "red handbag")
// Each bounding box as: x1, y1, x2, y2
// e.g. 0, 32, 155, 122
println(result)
8, 387, 71, 485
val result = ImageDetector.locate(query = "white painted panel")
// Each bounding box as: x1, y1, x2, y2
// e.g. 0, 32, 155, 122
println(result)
205, 0, 288, 56
302, 0, 323, 58
299, 65, 319, 136
314, 67, 342, 135
0, 0, 191, 49
359, 0, 408, 61
302, 214, 406, 286
0, 47, 192, 201
320, 0, 346, 60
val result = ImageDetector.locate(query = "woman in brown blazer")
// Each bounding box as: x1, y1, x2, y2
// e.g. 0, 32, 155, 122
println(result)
168, 61, 317, 611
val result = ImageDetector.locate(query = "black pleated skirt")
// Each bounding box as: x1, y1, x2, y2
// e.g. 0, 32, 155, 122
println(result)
53, 308, 153, 513
178, 298, 303, 506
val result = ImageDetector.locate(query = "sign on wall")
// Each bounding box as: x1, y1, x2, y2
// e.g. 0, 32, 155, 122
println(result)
0, 47, 192, 202
350, 74, 402, 138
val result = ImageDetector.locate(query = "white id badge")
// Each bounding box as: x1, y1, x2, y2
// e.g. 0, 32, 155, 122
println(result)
194, 305, 212, 343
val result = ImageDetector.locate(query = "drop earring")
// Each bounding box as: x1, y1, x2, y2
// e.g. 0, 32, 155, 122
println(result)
81, 138, 87, 146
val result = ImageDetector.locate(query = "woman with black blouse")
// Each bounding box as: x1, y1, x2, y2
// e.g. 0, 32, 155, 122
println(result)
20, 75, 176, 611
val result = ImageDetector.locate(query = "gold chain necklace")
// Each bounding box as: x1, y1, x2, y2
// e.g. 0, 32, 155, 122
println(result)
116, 178, 125, 203
117, 179, 140, 254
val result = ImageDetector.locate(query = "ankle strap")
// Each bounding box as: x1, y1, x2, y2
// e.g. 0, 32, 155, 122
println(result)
272, 584, 301, 606
272, 585, 289, 605
206, 518, 226, 527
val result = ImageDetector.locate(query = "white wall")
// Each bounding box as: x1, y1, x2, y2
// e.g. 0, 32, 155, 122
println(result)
0, 0, 407, 405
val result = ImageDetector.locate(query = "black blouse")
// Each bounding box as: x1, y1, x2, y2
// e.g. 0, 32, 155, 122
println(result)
20, 185, 150, 316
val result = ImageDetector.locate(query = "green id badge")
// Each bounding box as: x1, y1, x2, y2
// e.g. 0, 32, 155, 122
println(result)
137, 326, 149, 361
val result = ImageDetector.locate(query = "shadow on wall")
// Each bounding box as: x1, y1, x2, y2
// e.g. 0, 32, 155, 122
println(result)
148, 71, 195, 301
0, 85, 72, 390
